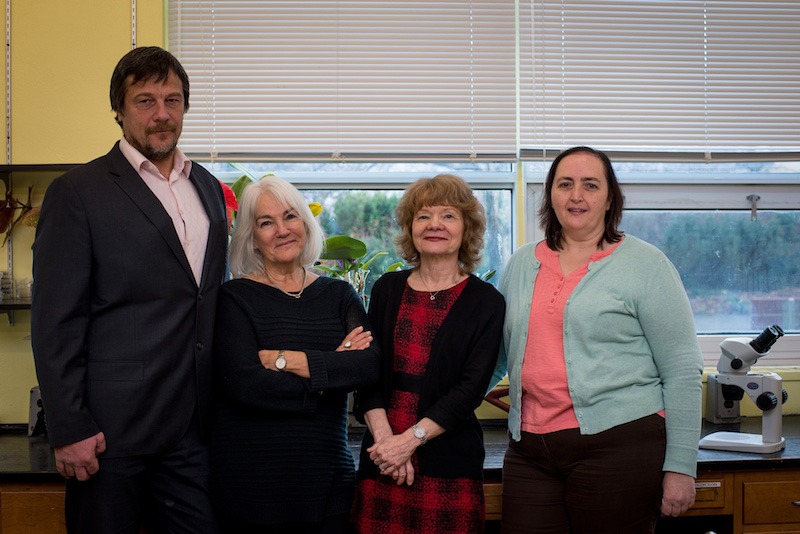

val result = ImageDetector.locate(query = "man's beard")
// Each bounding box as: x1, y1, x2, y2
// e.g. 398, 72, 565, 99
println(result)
142, 142, 177, 161
128, 128, 178, 161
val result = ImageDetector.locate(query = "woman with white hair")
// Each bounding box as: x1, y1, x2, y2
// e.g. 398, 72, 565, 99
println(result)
209, 175, 380, 533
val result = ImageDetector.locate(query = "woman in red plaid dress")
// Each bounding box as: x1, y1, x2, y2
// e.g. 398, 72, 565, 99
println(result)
351, 174, 505, 533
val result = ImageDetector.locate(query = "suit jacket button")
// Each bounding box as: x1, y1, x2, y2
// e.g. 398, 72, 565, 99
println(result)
196, 342, 204, 351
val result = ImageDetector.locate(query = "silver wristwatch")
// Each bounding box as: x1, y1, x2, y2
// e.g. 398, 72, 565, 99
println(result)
412, 424, 427, 445
275, 349, 287, 371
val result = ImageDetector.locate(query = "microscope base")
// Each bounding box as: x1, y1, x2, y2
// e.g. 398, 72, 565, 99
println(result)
699, 431, 785, 454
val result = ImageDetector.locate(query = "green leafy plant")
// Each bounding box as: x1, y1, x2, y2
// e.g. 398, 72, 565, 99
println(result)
316, 235, 402, 306
316, 235, 400, 278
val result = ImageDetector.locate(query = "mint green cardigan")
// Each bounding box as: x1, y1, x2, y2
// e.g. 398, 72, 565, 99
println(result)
491, 235, 703, 477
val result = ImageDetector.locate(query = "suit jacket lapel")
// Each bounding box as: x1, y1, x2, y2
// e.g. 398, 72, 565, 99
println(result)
105, 143, 197, 284
187, 165, 226, 290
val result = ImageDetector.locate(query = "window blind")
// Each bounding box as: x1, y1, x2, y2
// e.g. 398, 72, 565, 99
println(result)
168, 1, 518, 162
520, 1, 800, 156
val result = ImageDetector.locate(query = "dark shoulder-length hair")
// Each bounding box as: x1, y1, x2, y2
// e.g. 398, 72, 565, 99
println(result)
538, 146, 624, 250
394, 173, 486, 273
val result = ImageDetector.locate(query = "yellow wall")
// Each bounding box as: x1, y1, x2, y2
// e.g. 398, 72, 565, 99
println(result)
0, 0, 163, 424
9, 0, 164, 164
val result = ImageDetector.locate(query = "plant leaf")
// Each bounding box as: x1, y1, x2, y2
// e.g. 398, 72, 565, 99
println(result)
384, 261, 405, 273
360, 251, 388, 270
229, 163, 258, 182
321, 235, 367, 260
230, 175, 254, 203
480, 269, 496, 282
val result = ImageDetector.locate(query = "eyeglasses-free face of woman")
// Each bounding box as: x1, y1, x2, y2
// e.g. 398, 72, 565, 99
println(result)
410, 204, 465, 262
253, 193, 308, 267
550, 152, 611, 243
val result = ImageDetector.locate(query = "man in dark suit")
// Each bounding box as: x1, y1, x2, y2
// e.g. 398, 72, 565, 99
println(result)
31, 46, 226, 533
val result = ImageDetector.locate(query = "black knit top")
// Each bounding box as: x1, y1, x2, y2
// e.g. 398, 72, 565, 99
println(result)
209, 275, 380, 525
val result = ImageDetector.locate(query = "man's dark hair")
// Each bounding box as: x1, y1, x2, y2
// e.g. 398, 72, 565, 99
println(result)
110, 46, 190, 126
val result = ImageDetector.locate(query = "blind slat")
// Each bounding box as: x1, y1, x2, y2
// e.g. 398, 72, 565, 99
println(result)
520, 0, 800, 153
169, 0, 517, 160
169, 1, 800, 160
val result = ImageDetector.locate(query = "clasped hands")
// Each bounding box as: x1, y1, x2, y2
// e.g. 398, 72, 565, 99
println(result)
367, 430, 419, 487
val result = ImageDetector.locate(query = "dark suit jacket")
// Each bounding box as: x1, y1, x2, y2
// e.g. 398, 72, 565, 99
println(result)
31, 142, 228, 457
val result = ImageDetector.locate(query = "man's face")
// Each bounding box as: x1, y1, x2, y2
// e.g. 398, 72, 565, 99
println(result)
116, 71, 185, 162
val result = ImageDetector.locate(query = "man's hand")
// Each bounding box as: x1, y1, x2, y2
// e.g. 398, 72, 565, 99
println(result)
54, 432, 106, 481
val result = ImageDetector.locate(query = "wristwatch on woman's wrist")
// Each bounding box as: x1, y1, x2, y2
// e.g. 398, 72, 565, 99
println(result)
275, 349, 287, 371
412, 424, 427, 445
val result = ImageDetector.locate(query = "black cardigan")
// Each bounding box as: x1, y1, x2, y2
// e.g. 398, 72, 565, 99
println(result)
354, 270, 505, 480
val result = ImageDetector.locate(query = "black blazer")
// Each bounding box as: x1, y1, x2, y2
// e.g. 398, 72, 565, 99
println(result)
31, 142, 228, 457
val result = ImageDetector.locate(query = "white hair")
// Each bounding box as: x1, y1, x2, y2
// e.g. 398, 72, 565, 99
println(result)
228, 175, 324, 278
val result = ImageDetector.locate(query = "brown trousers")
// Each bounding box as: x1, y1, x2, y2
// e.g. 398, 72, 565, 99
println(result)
501, 414, 667, 534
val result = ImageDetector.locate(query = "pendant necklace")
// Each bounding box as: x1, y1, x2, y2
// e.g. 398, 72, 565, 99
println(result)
265, 267, 307, 299
419, 275, 442, 301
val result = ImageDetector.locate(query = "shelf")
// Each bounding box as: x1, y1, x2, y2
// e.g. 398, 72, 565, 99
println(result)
0, 164, 74, 326
0, 298, 31, 310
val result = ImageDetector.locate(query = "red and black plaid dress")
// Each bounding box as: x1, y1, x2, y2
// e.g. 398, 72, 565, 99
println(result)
352, 278, 484, 534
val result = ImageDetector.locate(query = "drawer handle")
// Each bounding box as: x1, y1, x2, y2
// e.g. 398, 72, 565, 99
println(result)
794, 501, 800, 508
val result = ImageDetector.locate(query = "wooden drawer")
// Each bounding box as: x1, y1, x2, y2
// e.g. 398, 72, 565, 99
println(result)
484, 482, 503, 521
0, 483, 66, 534
684, 472, 733, 516
742, 478, 800, 526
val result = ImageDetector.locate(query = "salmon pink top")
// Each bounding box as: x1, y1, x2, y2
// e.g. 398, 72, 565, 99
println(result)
520, 240, 620, 434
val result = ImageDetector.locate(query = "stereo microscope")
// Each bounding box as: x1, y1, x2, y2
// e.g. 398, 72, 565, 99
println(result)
700, 325, 788, 454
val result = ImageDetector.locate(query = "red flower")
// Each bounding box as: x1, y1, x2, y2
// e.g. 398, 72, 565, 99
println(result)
219, 181, 239, 232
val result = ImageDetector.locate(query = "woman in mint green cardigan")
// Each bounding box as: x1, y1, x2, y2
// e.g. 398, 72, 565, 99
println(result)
491, 146, 703, 534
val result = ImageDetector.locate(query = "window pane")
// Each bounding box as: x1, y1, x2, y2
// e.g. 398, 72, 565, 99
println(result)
621, 210, 800, 335
302, 188, 513, 297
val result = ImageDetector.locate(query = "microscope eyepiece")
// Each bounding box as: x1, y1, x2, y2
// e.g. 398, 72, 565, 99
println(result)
750, 324, 784, 354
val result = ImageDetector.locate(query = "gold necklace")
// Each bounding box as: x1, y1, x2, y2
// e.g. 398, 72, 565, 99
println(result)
264, 267, 307, 299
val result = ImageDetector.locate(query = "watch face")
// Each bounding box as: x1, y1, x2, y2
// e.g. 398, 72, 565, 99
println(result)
276, 357, 287, 370
414, 426, 426, 439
